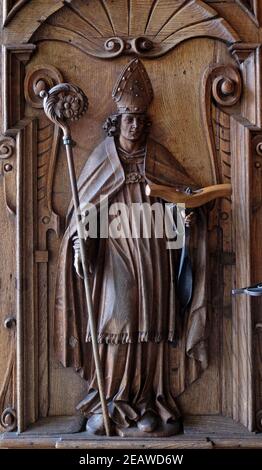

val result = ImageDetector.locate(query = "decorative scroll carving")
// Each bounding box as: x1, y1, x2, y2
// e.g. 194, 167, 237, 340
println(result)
0, 136, 15, 159
211, 69, 242, 107
25, 68, 66, 418
33, 0, 240, 59
24, 65, 63, 109
25, 65, 64, 231
200, 66, 238, 412
104, 36, 154, 56
0, 316, 17, 432
1, 407, 17, 432
201, 64, 242, 183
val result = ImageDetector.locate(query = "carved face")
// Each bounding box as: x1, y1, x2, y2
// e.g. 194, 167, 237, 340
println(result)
120, 113, 146, 141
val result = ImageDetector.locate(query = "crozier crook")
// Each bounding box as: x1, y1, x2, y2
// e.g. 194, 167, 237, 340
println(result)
36, 82, 111, 436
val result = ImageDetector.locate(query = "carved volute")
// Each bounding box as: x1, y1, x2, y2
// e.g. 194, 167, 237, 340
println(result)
0, 0, 262, 449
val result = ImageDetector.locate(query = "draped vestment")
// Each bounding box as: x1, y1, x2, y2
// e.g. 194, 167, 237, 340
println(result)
54, 136, 208, 426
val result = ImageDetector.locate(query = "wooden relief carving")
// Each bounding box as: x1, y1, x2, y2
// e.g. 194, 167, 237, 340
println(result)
48, 58, 210, 437
202, 64, 242, 183
24, 64, 64, 418
200, 61, 243, 419
252, 134, 262, 433
24, 64, 63, 231
0, 316, 17, 432
0, 136, 17, 431
0, 136, 16, 216
236, 1, 258, 20
2, 44, 36, 135
32, 0, 240, 59
3, 1, 30, 25
0, 0, 262, 444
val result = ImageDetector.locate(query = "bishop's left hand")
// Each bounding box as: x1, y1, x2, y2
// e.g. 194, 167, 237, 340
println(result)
184, 211, 196, 227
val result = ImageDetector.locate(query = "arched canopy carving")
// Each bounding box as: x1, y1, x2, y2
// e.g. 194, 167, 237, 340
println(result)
3, 0, 241, 52
1, 0, 262, 442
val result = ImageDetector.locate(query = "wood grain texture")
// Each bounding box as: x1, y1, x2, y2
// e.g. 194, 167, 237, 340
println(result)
145, 0, 187, 36
210, 3, 260, 42
231, 119, 253, 431
2, 0, 64, 43
33, 0, 239, 59
3, 0, 260, 47
147, 183, 232, 207
155, 0, 216, 40
215, 110, 234, 418
1, 414, 262, 449
3, 0, 30, 26
0, 0, 261, 439
16, 120, 38, 432
101, 0, 129, 36
0, 137, 17, 432
207, 1, 259, 26
25, 37, 231, 418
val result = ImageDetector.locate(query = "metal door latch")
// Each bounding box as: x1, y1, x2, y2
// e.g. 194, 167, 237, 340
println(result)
232, 283, 262, 297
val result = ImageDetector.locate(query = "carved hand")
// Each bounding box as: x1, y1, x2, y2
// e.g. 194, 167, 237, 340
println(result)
184, 211, 196, 228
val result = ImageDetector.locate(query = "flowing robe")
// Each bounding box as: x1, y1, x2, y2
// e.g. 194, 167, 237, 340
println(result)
54, 136, 208, 426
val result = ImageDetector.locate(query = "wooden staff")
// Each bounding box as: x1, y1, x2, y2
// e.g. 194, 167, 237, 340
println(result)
38, 83, 111, 436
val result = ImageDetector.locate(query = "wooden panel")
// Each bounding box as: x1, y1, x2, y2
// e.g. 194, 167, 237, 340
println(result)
0, 416, 259, 449
33, 1, 239, 60
251, 135, 262, 431
146, 0, 186, 36
129, 0, 155, 35
101, 0, 129, 36
47, 4, 107, 38
155, 1, 216, 41
24, 37, 236, 417
1, 0, 261, 438
0, 141, 16, 432
63, 0, 114, 37
2, 1, 64, 43
210, 3, 259, 42
231, 119, 253, 431
2, 0, 258, 47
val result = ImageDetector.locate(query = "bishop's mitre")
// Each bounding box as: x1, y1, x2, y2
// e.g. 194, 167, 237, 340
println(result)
112, 58, 153, 114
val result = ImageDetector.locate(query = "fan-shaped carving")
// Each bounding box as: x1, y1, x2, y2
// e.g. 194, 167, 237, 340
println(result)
33, 0, 240, 59
235, 1, 259, 25
237, 0, 255, 15
3, 0, 30, 26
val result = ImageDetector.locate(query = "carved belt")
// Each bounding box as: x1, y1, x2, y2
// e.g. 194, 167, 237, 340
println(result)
125, 172, 145, 184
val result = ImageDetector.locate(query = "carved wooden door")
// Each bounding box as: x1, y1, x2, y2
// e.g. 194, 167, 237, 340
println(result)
0, 0, 262, 447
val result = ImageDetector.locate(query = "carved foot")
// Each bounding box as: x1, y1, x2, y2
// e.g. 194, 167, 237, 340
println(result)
137, 411, 158, 433
116, 418, 181, 438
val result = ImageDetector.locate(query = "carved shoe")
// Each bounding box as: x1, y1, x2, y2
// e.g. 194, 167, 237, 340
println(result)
86, 414, 105, 435
137, 411, 158, 433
